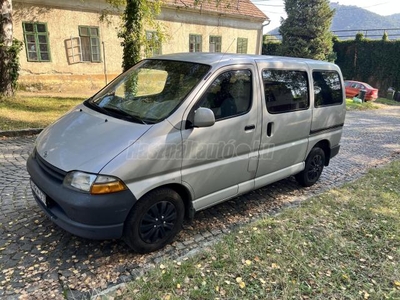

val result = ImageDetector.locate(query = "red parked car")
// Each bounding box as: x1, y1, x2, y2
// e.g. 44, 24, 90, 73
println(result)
344, 80, 379, 101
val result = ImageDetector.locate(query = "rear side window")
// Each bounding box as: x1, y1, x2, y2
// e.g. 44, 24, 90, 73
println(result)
263, 69, 309, 114
313, 71, 343, 107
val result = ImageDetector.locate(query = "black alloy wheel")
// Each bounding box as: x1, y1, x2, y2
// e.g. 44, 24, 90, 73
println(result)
306, 152, 324, 182
295, 147, 325, 187
124, 188, 184, 253
139, 201, 178, 244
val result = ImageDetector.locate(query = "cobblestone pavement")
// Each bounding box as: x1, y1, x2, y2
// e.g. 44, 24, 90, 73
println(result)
1, 107, 400, 299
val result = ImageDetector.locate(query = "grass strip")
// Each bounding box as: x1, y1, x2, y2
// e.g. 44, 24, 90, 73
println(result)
119, 161, 400, 300
346, 99, 378, 111
376, 98, 400, 106
346, 97, 400, 111
0, 96, 84, 131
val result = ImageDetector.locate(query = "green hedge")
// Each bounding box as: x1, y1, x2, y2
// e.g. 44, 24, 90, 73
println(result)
334, 38, 400, 96
263, 37, 400, 97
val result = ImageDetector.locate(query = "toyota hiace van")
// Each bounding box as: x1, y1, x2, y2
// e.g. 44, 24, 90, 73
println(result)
27, 53, 346, 253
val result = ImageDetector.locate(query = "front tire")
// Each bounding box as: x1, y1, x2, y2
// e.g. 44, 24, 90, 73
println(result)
123, 188, 184, 253
296, 147, 325, 187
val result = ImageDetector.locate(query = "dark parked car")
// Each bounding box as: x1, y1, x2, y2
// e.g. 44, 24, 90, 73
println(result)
344, 80, 378, 101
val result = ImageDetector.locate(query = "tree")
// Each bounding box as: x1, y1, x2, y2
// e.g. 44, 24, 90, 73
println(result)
104, 0, 163, 72
1, 0, 21, 96
119, 0, 142, 71
279, 0, 335, 61
105, 0, 227, 71
382, 31, 389, 42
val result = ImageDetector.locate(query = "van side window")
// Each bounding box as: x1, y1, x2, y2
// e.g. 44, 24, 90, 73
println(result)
263, 70, 309, 114
198, 70, 252, 120
313, 71, 343, 107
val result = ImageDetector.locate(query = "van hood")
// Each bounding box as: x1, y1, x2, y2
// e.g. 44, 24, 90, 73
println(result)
35, 104, 152, 173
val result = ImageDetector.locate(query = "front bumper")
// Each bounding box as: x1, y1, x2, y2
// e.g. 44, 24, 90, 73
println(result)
26, 152, 136, 240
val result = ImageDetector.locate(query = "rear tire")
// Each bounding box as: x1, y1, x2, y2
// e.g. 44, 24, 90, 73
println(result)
296, 147, 325, 187
123, 188, 184, 253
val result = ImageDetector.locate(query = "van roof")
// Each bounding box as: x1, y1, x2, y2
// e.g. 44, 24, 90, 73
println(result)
148, 53, 338, 70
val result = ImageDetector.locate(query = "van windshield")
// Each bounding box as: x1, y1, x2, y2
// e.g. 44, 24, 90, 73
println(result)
87, 59, 210, 124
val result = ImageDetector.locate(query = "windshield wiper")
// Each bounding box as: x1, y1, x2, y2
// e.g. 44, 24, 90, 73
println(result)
103, 106, 147, 125
85, 101, 112, 116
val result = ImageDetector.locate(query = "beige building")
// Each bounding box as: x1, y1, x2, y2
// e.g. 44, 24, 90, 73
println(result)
13, 0, 267, 94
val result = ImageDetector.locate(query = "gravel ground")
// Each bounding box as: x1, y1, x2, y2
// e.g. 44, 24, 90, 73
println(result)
0, 107, 399, 299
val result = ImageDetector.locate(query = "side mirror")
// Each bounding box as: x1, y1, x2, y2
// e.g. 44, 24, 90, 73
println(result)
193, 107, 215, 128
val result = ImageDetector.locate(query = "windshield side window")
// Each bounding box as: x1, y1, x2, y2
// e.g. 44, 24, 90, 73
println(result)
313, 71, 343, 107
263, 69, 309, 114
198, 70, 252, 120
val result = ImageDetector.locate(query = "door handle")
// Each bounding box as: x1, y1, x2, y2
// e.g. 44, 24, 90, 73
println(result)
245, 124, 255, 131
267, 122, 273, 137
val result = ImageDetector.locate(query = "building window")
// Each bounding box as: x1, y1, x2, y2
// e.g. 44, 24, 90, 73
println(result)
237, 38, 248, 54
146, 31, 162, 57
263, 69, 309, 114
23, 22, 50, 62
189, 34, 202, 52
79, 26, 101, 62
209, 36, 222, 53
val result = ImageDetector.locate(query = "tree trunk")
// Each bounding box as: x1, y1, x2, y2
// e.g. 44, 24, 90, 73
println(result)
0, 0, 14, 97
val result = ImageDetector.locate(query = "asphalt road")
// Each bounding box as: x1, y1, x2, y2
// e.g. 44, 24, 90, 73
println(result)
1, 107, 399, 299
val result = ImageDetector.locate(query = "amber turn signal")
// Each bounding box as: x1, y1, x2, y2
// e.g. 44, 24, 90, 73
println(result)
90, 181, 127, 194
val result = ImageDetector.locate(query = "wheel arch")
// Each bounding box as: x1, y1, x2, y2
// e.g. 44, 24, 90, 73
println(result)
136, 183, 194, 219
312, 139, 331, 166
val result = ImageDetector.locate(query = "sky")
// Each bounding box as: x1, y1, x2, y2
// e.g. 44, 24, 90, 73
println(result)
252, 0, 400, 31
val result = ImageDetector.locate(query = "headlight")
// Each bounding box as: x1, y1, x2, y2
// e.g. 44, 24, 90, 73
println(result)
63, 171, 127, 194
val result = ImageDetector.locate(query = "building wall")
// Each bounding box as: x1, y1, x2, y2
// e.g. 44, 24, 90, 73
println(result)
159, 8, 262, 55
13, 0, 123, 94
13, 0, 264, 94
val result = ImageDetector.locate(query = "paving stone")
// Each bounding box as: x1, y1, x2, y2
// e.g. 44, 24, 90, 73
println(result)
182, 239, 194, 246
193, 234, 204, 242
0, 108, 400, 298
201, 231, 213, 239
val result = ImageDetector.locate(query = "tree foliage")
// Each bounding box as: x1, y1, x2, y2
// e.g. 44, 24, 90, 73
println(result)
382, 31, 389, 42
279, 0, 335, 61
1, 0, 22, 96
119, 0, 164, 71
105, 0, 229, 71
104, 0, 163, 72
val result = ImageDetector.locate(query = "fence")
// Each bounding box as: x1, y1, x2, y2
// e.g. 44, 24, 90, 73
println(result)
264, 28, 400, 41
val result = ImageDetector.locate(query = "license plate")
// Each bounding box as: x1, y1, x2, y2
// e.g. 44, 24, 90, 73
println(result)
31, 180, 47, 206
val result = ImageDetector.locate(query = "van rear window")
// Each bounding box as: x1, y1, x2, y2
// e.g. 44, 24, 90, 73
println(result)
263, 70, 309, 114
313, 71, 343, 107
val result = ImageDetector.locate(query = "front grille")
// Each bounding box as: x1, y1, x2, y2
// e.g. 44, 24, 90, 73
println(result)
35, 149, 67, 183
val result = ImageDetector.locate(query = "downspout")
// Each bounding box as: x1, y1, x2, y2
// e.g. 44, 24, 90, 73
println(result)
257, 20, 271, 55
102, 41, 108, 85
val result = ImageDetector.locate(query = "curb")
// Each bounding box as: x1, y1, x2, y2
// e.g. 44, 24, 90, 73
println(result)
0, 128, 43, 138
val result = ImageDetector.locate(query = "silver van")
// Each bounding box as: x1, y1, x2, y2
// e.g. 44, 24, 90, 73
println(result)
27, 53, 346, 253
